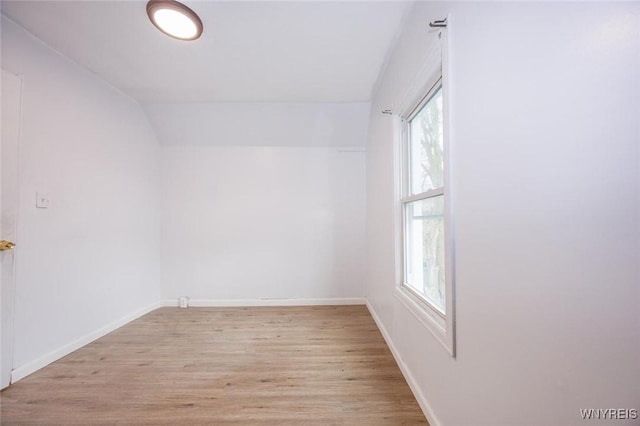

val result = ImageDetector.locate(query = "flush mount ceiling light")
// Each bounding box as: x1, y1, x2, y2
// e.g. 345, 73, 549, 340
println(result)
146, 0, 203, 41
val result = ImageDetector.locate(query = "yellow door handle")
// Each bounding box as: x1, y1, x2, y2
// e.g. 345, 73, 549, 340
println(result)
0, 240, 16, 251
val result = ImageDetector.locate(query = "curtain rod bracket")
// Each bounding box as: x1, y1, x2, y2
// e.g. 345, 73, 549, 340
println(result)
429, 18, 447, 28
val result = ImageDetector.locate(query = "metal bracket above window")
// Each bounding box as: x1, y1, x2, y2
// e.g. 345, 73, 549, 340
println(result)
429, 18, 447, 28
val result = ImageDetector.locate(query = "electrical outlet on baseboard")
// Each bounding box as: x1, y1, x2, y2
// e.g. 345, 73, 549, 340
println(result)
179, 297, 189, 308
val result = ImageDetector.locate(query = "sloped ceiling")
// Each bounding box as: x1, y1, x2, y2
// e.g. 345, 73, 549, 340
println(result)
1, 1, 411, 103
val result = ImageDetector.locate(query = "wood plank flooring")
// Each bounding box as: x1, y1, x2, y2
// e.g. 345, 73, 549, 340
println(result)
0, 305, 428, 425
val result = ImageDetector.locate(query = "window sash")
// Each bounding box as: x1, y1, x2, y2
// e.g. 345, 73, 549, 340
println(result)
402, 193, 446, 316
401, 81, 444, 200
402, 187, 443, 204
405, 77, 443, 122
400, 80, 447, 316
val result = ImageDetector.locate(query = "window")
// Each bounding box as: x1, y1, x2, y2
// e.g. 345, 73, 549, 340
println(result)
404, 85, 445, 313
395, 26, 455, 356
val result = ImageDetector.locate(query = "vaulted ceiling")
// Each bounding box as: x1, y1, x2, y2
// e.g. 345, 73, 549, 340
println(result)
1, 1, 411, 103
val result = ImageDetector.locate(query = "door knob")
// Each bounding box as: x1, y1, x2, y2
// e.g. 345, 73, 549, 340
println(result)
0, 240, 16, 251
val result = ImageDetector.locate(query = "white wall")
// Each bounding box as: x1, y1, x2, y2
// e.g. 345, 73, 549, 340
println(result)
1, 18, 161, 373
366, 2, 640, 426
154, 103, 368, 301
144, 102, 370, 147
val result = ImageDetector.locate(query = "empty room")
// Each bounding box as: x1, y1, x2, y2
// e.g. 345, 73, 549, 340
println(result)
0, 1, 639, 425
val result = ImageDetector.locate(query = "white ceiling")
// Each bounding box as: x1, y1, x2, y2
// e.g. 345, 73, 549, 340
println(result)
1, 1, 411, 103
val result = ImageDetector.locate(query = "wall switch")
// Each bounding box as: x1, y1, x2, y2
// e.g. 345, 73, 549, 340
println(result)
36, 192, 50, 209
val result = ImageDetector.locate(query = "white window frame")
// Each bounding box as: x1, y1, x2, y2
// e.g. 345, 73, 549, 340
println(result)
393, 23, 455, 356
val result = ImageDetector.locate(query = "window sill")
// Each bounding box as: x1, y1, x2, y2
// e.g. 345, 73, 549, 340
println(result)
394, 286, 454, 357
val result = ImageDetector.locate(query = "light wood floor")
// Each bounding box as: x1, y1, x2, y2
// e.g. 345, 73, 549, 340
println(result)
0, 305, 428, 425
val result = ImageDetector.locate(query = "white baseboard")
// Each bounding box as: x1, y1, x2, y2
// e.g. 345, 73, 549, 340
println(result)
365, 301, 441, 426
10, 300, 163, 384
161, 297, 366, 307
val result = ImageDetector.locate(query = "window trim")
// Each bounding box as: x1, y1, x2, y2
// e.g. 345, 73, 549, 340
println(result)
393, 23, 455, 357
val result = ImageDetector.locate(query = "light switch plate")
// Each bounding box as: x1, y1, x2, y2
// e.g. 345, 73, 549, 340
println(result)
36, 192, 50, 209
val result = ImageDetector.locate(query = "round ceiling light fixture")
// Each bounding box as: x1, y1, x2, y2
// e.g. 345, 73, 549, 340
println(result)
146, 0, 203, 41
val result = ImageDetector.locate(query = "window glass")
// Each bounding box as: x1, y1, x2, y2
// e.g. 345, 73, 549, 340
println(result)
409, 87, 444, 195
404, 195, 445, 313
